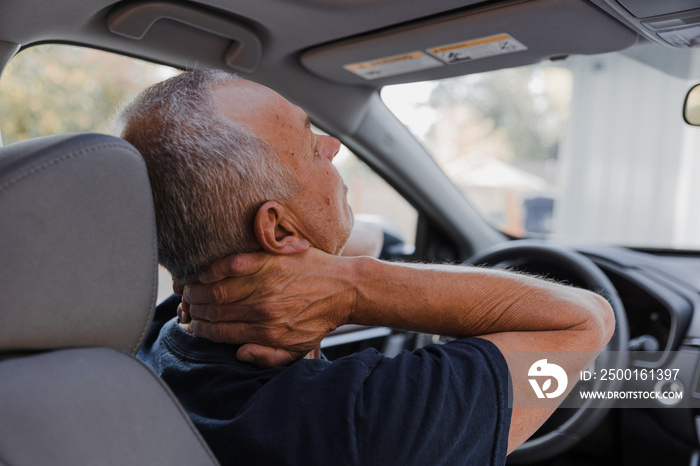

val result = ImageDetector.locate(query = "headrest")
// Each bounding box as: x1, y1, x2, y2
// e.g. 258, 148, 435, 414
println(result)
0, 134, 158, 355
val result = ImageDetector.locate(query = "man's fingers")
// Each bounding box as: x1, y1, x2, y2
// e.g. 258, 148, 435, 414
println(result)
189, 319, 243, 343
236, 344, 305, 368
183, 276, 255, 306
177, 301, 192, 324
189, 319, 284, 346
187, 301, 264, 322
172, 280, 184, 295
198, 252, 269, 284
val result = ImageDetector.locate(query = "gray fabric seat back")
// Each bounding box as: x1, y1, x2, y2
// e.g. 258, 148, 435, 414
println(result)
0, 133, 219, 465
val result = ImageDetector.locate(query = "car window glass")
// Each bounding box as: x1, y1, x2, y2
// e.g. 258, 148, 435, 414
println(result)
0, 44, 178, 145
382, 45, 700, 251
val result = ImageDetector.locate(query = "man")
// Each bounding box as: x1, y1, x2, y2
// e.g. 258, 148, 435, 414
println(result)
118, 70, 614, 465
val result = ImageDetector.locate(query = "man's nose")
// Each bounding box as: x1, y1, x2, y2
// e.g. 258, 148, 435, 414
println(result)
321, 135, 341, 161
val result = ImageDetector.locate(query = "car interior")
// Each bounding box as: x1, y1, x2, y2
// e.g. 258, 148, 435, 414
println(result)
1, 0, 700, 464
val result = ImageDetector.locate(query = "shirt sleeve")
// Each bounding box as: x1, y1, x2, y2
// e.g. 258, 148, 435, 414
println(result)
353, 337, 511, 466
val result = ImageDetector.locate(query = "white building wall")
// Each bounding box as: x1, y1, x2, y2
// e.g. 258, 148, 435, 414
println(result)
553, 45, 700, 249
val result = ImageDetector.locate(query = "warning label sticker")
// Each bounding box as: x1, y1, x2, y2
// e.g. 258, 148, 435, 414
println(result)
428, 34, 527, 64
344, 51, 443, 80
342, 34, 528, 80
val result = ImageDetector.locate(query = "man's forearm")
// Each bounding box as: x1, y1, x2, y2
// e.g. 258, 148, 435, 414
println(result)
346, 256, 612, 349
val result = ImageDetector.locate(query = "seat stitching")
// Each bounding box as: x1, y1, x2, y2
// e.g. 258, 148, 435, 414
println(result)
0, 142, 141, 193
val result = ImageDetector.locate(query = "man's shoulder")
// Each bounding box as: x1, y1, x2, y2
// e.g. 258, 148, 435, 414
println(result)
352, 336, 508, 375
336, 337, 510, 465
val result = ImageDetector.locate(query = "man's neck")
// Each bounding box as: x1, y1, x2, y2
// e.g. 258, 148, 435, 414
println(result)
304, 347, 322, 360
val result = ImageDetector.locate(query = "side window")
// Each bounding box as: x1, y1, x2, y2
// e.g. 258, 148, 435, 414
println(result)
333, 145, 418, 248
0, 44, 178, 145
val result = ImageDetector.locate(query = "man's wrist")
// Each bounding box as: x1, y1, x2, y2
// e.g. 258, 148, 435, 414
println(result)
342, 255, 377, 327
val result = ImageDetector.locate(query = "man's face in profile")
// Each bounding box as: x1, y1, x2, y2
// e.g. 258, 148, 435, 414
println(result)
212, 79, 353, 255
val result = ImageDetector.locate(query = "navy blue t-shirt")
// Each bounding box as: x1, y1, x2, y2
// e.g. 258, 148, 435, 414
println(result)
139, 296, 511, 465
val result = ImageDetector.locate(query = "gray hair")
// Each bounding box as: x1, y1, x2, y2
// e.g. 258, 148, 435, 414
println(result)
116, 70, 299, 282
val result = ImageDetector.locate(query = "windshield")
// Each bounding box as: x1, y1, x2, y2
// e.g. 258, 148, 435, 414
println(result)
382, 42, 700, 250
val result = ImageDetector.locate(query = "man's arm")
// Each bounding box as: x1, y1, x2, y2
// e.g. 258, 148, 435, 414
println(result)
182, 249, 614, 452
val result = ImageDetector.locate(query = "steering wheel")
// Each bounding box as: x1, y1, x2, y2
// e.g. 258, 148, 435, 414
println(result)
467, 240, 629, 464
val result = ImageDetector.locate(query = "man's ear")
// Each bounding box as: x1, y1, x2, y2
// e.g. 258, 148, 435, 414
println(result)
254, 201, 310, 255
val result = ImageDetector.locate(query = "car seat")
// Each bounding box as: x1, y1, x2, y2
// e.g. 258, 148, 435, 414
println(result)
0, 133, 219, 465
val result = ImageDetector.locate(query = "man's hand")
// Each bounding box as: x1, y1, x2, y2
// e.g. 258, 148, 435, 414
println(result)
180, 249, 356, 368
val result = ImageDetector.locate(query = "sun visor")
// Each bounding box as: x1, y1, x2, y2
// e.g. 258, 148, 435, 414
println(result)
301, 0, 638, 86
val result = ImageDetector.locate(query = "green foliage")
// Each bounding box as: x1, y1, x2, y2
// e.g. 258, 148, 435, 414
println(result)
0, 44, 177, 145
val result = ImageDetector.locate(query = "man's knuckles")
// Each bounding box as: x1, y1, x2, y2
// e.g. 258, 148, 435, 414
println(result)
206, 324, 233, 343
192, 321, 246, 344
202, 282, 232, 305
255, 325, 288, 345
188, 303, 222, 322
254, 302, 286, 321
